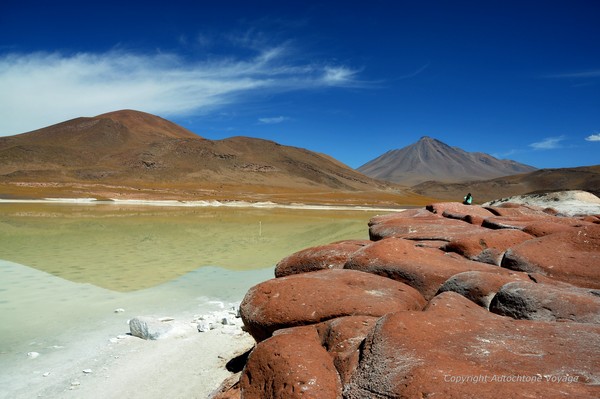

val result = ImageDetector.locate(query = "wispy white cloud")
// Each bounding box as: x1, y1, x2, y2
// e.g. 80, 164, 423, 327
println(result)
258, 116, 289, 124
322, 66, 362, 86
0, 45, 365, 136
529, 136, 566, 150
398, 63, 430, 79
585, 133, 600, 142
544, 69, 600, 79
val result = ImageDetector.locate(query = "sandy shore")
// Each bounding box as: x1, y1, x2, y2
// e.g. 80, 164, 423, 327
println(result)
0, 259, 275, 399
4, 310, 255, 399
0, 197, 406, 213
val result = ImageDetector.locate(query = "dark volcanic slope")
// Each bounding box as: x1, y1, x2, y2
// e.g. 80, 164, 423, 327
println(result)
412, 165, 600, 203
358, 136, 536, 185
0, 110, 392, 193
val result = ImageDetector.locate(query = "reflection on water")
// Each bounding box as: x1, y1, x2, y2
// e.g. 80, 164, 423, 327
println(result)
0, 202, 388, 393
0, 203, 381, 292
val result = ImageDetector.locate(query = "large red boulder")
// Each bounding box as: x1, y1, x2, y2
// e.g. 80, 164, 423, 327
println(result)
274, 240, 371, 277
240, 328, 342, 398
345, 237, 498, 299
369, 213, 487, 242
444, 229, 534, 265
490, 281, 600, 323
522, 219, 593, 237
239, 269, 426, 342
344, 292, 600, 398
426, 202, 496, 225
501, 224, 600, 288
436, 270, 533, 308
482, 215, 556, 230
485, 203, 556, 217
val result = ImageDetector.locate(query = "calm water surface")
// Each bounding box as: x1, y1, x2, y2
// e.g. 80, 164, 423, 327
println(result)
0, 203, 383, 357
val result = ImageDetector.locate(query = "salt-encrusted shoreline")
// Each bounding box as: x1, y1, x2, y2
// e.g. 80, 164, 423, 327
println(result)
2, 300, 256, 399
0, 197, 405, 212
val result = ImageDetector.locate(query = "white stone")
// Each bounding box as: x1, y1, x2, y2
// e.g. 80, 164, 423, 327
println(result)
82, 369, 93, 374
197, 321, 212, 332
27, 351, 40, 359
42, 372, 51, 377
114, 308, 125, 313
129, 316, 174, 340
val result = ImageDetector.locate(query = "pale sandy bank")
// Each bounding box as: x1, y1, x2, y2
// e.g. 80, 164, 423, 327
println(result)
2, 301, 256, 399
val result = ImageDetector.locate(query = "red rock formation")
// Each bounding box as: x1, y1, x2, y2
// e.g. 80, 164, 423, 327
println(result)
369, 212, 487, 241
344, 292, 600, 398
501, 224, 600, 288
274, 240, 370, 277
344, 237, 497, 299
522, 219, 593, 237
215, 202, 600, 399
485, 203, 555, 216
436, 270, 532, 308
239, 269, 426, 342
240, 328, 343, 398
490, 281, 600, 323
444, 229, 534, 265
427, 201, 496, 219
314, 316, 379, 385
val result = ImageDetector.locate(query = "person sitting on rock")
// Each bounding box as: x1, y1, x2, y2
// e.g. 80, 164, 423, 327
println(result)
463, 192, 473, 205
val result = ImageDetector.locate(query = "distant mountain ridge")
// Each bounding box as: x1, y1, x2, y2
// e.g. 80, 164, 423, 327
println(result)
358, 136, 537, 186
0, 110, 430, 205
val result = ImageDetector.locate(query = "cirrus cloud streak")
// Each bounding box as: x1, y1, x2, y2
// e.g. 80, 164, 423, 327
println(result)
0, 47, 365, 136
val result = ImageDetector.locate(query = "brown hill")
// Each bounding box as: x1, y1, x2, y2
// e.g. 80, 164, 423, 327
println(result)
0, 110, 432, 205
358, 136, 536, 186
412, 165, 600, 203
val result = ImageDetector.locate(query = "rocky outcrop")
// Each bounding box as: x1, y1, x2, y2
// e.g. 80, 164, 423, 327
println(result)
213, 201, 600, 399
314, 316, 379, 385
369, 212, 487, 241
444, 229, 534, 265
274, 240, 370, 277
240, 329, 343, 398
239, 269, 426, 342
522, 219, 593, 237
490, 281, 600, 323
436, 270, 532, 308
426, 201, 496, 225
344, 237, 497, 299
344, 292, 600, 398
501, 224, 600, 288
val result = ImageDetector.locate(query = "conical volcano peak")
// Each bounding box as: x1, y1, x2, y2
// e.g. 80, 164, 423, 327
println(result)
358, 137, 536, 185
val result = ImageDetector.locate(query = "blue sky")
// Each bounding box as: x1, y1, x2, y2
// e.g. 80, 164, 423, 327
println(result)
1, 0, 599, 169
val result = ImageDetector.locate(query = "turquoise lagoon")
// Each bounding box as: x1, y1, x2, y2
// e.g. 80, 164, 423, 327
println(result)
0, 202, 385, 360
